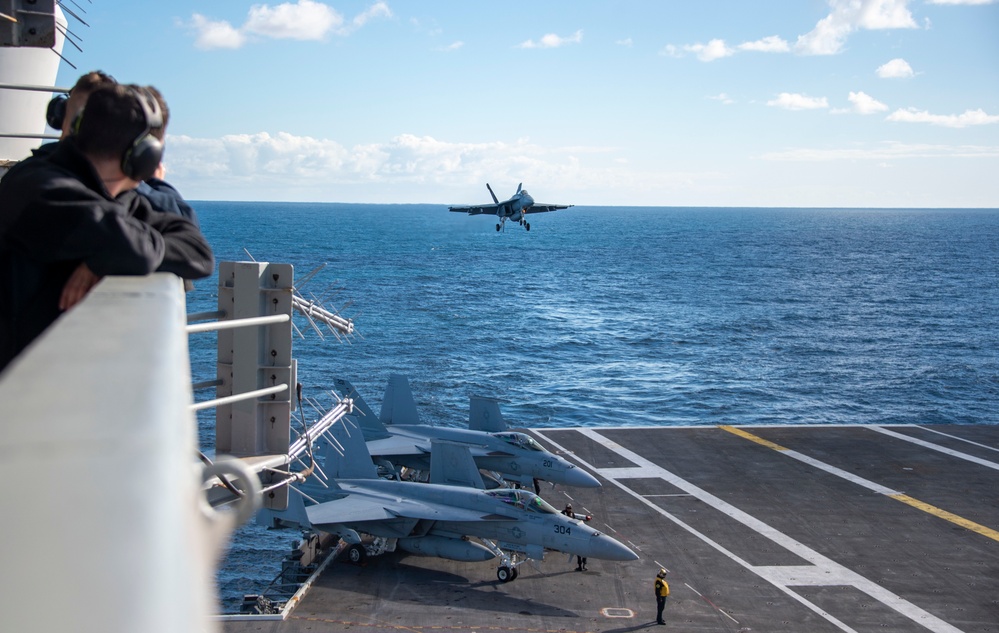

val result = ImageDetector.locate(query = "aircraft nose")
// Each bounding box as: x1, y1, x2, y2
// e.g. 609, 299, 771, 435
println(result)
588, 532, 639, 562
563, 465, 601, 488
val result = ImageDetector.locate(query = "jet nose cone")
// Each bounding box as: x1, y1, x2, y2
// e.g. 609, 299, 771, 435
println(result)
588, 532, 639, 562
563, 465, 601, 488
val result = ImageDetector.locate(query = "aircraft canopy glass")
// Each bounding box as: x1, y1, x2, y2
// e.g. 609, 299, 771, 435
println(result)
493, 432, 546, 452
486, 489, 559, 515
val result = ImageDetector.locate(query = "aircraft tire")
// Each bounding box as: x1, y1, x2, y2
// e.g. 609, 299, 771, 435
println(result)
511, 567, 519, 580
496, 223, 501, 231
497, 566, 514, 582
525, 223, 531, 231
346, 543, 366, 565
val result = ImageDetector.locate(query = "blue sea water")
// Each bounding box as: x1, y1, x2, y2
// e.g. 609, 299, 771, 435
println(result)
187, 202, 999, 607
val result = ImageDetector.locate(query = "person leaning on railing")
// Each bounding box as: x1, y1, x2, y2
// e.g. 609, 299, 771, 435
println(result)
0, 84, 213, 372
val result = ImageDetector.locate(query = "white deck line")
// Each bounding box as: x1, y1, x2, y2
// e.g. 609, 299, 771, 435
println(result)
898, 426, 999, 454
872, 426, 999, 470
539, 428, 965, 633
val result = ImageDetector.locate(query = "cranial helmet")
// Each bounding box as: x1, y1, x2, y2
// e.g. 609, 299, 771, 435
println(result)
657, 569, 666, 578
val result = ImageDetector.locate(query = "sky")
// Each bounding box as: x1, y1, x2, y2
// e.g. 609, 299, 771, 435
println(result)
49, 0, 999, 207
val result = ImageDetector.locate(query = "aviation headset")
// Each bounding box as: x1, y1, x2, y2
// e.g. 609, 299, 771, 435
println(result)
70, 86, 165, 182
120, 87, 165, 181
45, 71, 117, 131
45, 95, 69, 131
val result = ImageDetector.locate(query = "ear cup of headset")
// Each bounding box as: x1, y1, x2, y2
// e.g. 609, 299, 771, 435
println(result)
121, 136, 163, 181
46, 95, 68, 130
121, 88, 164, 181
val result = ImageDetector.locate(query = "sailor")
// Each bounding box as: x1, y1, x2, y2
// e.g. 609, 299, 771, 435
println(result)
562, 504, 589, 571
0, 84, 214, 370
654, 568, 670, 625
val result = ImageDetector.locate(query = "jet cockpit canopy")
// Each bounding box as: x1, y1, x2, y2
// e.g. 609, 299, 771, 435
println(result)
492, 431, 546, 452
486, 489, 559, 515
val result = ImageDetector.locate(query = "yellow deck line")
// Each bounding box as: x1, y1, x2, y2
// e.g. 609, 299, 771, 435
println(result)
718, 425, 789, 451
890, 494, 999, 542
718, 425, 999, 543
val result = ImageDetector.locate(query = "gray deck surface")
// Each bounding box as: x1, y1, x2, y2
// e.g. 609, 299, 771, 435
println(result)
222, 424, 999, 633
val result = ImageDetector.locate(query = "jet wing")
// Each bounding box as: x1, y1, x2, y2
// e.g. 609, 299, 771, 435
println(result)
525, 203, 573, 214
365, 435, 427, 456
448, 204, 502, 216
306, 489, 517, 526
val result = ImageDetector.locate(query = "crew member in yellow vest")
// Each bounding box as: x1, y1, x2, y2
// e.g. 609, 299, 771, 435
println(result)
654, 568, 670, 625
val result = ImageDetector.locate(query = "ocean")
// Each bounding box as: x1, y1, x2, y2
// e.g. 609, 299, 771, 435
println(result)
186, 202, 999, 608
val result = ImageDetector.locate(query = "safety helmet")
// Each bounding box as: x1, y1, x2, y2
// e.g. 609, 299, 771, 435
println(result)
657, 569, 666, 578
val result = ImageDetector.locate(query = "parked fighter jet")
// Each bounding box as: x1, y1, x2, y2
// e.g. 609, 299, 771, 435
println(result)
448, 183, 572, 231
333, 375, 600, 489
299, 420, 637, 581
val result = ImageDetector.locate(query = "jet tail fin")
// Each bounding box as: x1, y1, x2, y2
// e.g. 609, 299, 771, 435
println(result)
319, 418, 377, 480
333, 376, 391, 440
429, 439, 486, 489
257, 487, 313, 529
516, 183, 522, 195
486, 183, 499, 204
380, 373, 421, 425
468, 395, 507, 432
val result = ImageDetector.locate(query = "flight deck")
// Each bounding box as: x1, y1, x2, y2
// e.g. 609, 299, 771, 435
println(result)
221, 424, 999, 633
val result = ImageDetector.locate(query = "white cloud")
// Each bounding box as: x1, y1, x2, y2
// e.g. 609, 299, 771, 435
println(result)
187, 0, 390, 50
737, 35, 790, 53
887, 107, 999, 127
685, 39, 734, 62
166, 132, 610, 189
848, 91, 889, 114
518, 29, 583, 49
243, 0, 342, 40
616, 38, 634, 47
767, 93, 829, 110
759, 141, 999, 161
708, 93, 735, 105
926, 0, 996, 4
877, 58, 915, 78
658, 44, 682, 58
351, 1, 392, 30
666, 35, 788, 62
438, 41, 464, 52
189, 14, 246, 50
795, 0, 918, 56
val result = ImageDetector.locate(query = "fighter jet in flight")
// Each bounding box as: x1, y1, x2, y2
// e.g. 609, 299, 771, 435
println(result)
333, 374, 600, 489
448, 183, 572, 231
297, 420, 638, 581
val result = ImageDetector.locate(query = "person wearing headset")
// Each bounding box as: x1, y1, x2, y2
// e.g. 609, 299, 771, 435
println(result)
41, 71, 198, 225
0, 84, 213, 371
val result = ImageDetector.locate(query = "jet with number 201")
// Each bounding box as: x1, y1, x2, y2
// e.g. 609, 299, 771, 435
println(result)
449, 183, 572, 231
334, 374, 600, 490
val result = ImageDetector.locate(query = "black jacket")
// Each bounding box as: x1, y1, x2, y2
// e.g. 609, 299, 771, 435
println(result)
0, 140, 214, 370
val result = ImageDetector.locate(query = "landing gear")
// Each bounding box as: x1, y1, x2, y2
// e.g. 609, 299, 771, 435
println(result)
481, 539, 528, 583
496, 223, 501, 231
525, 222, 531, 231
346, 543, 367, 565
497, 565, 519, 583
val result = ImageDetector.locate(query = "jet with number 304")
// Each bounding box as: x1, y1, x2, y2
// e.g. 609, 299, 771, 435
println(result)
448, 183, 572, 231
333, 374, 600, 490
275, 419, 638, 582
